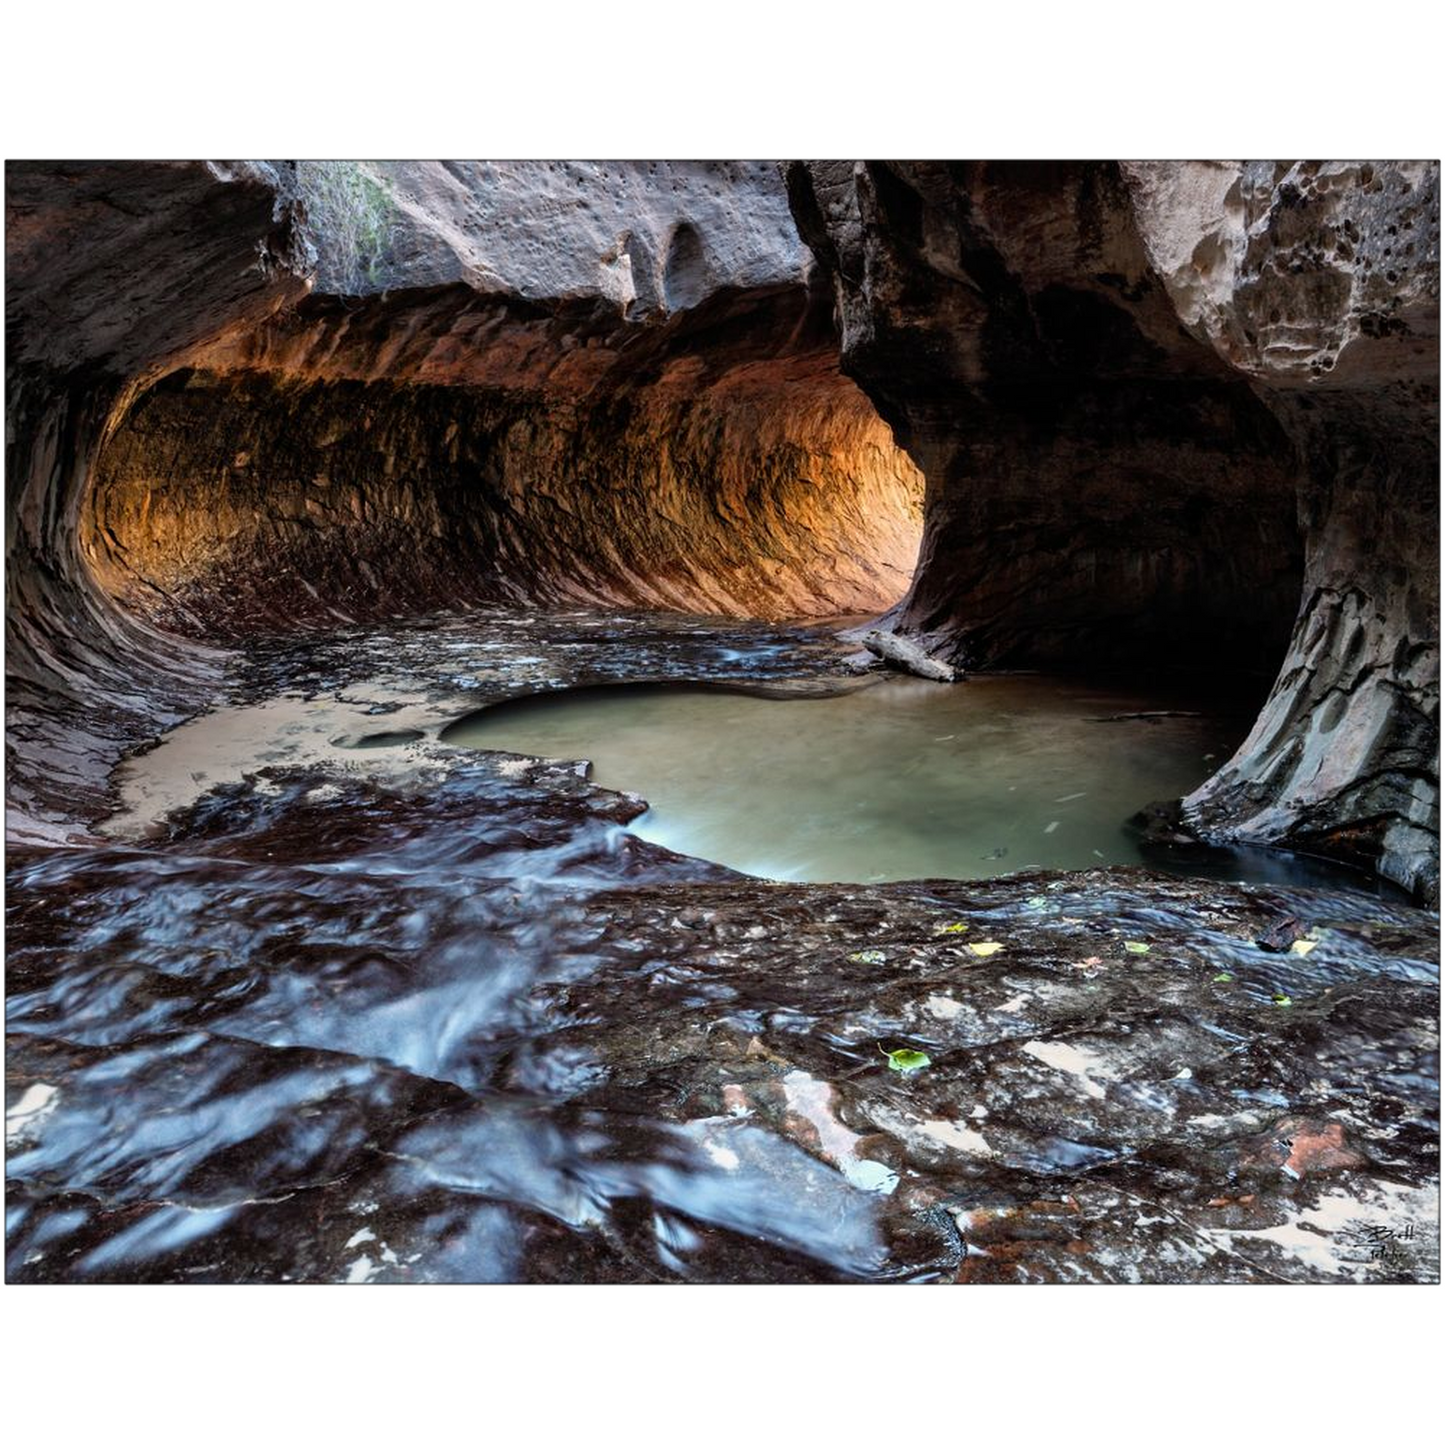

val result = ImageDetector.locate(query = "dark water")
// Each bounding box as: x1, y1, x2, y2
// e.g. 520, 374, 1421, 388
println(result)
443, 674, 1374, 890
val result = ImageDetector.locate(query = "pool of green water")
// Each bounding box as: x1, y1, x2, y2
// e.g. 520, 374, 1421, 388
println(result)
442, 673, 1263, 884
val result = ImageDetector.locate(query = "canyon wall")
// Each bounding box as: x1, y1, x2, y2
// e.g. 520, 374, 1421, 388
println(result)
7, 159, 1439, 899
786, 160, 1439, 898
1128, 162, 1439, 899
6, 162, 309, 838
87, 282, 920, 638
783, 161, 1306, 670
6, 161, 921, 840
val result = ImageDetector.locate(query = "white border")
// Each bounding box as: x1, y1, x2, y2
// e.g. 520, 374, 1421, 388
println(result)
4, 1, 1441, 1437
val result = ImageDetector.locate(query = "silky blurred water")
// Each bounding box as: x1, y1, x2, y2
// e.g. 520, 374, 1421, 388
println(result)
9, 612, 1433, 1284
444, 674, 1255, 883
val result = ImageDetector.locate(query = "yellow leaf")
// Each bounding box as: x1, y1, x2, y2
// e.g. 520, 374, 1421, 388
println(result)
968, 940, 1004, 957
1290, 938, 1318, 956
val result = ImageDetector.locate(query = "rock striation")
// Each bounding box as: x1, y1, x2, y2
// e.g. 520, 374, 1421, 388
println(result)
79, 162, 922, 643
786, 160, 1439, 899
6, 162, 308, 840
6, 160, 921, 841
1126, 162, 1439, 901
5, 161, 1439, 888
87, 283, 921, 637
5, 162, 1439, 1284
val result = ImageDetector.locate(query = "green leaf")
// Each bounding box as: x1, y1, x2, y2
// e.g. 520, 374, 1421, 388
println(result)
848, 949, 886, 964
1123, 941, 1151, 955
1213, 972, 1234, 983
880, 1045, 932, 1073
936, 921, 970, 935
1273, 993, 1293, 1007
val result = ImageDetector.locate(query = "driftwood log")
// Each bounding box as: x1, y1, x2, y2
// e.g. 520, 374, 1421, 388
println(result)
861, 630, 959, 683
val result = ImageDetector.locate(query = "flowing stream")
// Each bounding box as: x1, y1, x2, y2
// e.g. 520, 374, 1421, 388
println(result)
11, 625, 1430, 1283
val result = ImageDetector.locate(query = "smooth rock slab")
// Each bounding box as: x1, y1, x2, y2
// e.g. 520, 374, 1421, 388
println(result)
6, 612, 1437, 1283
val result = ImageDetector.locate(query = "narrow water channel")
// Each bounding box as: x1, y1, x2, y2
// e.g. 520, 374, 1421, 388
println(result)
443, 673, 1259, 884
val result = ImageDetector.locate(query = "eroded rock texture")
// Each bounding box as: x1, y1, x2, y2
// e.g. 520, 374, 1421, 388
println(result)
785, 161, 1306, 670
5, 162, 1439, 1284
86, 284, 920, 638
786, 160, 1439, 898
1126, 162, 1439, 901
80, 163, 921, 642
294, 160, 811, 305
6, 613, 1438, 1283
6, 161, 309, 840
6, 161, 921, 840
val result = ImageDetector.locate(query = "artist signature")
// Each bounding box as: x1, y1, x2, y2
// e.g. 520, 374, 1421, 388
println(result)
1341, 1222, 1417, 1268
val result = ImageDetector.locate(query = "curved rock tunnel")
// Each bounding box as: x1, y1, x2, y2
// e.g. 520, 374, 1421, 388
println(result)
5, 160, 1441, 1286
83, 284, 923, 638
8, 159, 1437, 896
8, 161, 928, 834
791, 159, 1439, 900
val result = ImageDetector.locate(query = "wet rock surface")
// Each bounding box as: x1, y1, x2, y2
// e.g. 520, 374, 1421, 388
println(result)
96, 608, 870, 834
786, 160, 1439, 900
7, 613, 1438, 1283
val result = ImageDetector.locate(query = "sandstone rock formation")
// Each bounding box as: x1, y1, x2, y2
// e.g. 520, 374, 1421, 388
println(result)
5, 160, 1439, 1286
5, 159, 1439, 901
88, 285, 921, 638
6, 162, 308, 839
292, 160, 810, 306
6, 161, 921, 842
1126, 162, 1439, 901
81, 162, 922, 641
786, 160, 1439, 899
784, 161, 1306, 670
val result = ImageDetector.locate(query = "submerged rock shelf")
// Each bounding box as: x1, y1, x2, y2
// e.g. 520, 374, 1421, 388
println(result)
6, 612, 1439, 1282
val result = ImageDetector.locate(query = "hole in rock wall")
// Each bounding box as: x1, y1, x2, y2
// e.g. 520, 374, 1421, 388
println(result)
662, 223, 711, 312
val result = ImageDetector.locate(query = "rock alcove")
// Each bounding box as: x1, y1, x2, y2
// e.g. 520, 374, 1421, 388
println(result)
5, 160, 1439, 1284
